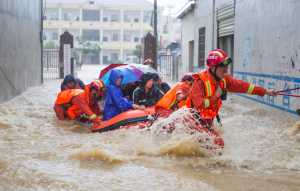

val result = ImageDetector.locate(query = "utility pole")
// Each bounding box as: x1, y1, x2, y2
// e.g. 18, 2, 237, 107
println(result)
154, 0, 157, 38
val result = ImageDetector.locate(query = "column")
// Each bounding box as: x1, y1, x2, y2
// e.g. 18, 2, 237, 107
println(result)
140, 10, 144, 39
79, 7, 82, 35
120, 9, 124, 61
58, 7, 62, 35
100, 7, 103, 65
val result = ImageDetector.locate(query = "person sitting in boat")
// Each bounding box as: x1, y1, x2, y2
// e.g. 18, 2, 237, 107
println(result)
151, 73, 171, 94
155, 73, 195, 118
104, 70, 145, 121
133, 72, 164, 107
53, 80, 105, 125
190, 49, 276, 127
61, 74, 85, 91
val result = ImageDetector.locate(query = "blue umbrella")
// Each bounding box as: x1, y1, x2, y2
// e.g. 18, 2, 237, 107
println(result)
101, 66, 139, 86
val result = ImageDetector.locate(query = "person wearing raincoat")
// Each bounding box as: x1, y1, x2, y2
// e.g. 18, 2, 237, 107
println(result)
61, 74, 85, 91
104, 70, 145, 121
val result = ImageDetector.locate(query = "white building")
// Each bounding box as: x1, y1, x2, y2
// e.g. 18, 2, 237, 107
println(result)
43, 0, 165, 64
178, 0, 300, 122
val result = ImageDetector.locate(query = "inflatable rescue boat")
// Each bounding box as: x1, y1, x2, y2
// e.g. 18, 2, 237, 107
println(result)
91, 107, 224, 148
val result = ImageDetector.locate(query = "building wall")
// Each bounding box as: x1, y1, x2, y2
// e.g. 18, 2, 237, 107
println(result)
180, 10, 194, 79
0, 0, 42, 104
180, 0, 300, 122
232, 0, 300, 122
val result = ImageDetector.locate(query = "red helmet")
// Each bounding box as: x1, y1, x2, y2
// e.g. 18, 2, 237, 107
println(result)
90, 79, 105, 95
181, 73, 195, 82
206, 49, 232, 67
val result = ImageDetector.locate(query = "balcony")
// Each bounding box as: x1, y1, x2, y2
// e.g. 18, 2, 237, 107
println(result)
123, 22, 141, 29
102, 22, 121, 29
82, 21, 101, 28
43, 20, 59, 28
61, 21, 80, 28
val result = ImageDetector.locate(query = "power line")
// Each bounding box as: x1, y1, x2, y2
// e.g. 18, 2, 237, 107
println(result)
0, 66, 31, 104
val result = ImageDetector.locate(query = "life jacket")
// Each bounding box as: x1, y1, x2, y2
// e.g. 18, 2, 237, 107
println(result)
192, 69, 226, 120
155, 81, 191, 111
61, 79, 81, 90
56, 86, 90, 119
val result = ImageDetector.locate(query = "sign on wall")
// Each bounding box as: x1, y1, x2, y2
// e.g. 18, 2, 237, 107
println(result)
64, 44, 71, 77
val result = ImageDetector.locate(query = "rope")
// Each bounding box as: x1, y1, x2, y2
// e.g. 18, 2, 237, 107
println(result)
0, 66, 31, 104
269, 97, 299, 120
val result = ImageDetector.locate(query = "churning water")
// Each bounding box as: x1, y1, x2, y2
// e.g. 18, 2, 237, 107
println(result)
0, 65, 300, 190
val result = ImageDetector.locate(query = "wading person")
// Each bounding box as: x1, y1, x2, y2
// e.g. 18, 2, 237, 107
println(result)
61, 74, 85, 91
104, 70, 145, 121
133, 72, 164, 107
191, 49, 276, 127
54, 80, 105, 125
155, 73, 195, 118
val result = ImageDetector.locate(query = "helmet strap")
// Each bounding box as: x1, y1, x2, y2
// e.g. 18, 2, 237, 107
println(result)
209, 67, 221, 82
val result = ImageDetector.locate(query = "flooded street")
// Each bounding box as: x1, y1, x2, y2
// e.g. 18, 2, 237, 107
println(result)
1, 65, 300, 190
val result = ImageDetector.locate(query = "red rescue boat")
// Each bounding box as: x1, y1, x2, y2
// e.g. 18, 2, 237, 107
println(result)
91, 107, 224, 148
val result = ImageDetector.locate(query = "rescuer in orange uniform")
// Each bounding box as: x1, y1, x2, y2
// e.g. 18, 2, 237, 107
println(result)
155, 73, 195, 118
191, 49, 276, 126
53, 79, 105, 125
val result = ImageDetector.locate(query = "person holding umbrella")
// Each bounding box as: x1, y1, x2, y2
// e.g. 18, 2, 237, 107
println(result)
104, 70, 145, 121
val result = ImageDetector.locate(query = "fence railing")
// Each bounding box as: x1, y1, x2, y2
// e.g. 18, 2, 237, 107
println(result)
159, 54, 173, 81
43, 50, 79, 79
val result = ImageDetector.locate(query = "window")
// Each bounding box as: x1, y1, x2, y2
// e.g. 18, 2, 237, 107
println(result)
111, 15, 118, 22
82, 29, 100, 41
112, 34, 118, 41
51, 33, 58, 40
124, 15, 130, 22
134, 18, 139, 22
103, 56, 108, 64
198, 27, 205, 67
89, 1, 94, 4
103, 37, 107, 41
82, 9, 100, 21
111, 53, 118, 62
103, 17, 108, 22
124, 34, 131, 42
50, 13, 58, 20
134, 37, 139, 42
63, 13, 71, 21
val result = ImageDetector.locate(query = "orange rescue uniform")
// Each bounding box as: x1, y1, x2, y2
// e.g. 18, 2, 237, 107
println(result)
191, 69, 266, 122
53, 86, 103, 124
156, 81, 192, 118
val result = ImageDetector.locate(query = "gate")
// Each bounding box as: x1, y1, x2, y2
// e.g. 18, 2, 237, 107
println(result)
43, 50, 79, 79
159, 54, 178, 81
43, 50, 59, 79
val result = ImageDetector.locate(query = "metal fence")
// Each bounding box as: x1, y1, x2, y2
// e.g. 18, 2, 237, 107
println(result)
159, 54, 179, 81
43, 50, 79, 79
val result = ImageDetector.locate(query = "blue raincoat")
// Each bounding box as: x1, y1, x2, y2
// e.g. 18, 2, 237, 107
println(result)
104, 70, 133, 121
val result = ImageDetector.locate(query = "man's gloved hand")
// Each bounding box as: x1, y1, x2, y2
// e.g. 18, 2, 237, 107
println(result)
79, 116, 89, 123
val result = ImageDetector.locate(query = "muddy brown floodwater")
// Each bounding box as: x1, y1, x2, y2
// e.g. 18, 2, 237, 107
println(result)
1, 65, 300, 190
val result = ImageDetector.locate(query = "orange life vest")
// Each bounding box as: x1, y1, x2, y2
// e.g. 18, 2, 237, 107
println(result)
61, 80, 81, 90
56, 86, 91, 119
192, 69, 226, 119
155, 81, 191, 111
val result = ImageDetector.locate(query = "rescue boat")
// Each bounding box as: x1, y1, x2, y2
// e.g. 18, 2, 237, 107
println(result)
91, 107, 224, 148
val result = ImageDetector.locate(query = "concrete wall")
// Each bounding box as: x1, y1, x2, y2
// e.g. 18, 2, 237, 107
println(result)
0, 0, 42, 103
180, 9, 194, 79
180, 0, 300, 122
232, 0, 300, 122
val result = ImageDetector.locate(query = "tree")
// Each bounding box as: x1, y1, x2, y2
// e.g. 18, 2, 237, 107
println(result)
43, 41, 58, 50
77, 35, 101, 66
132, 44, 141, 59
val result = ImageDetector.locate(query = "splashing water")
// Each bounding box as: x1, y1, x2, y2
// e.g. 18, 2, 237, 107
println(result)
0, 65, 300, 190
